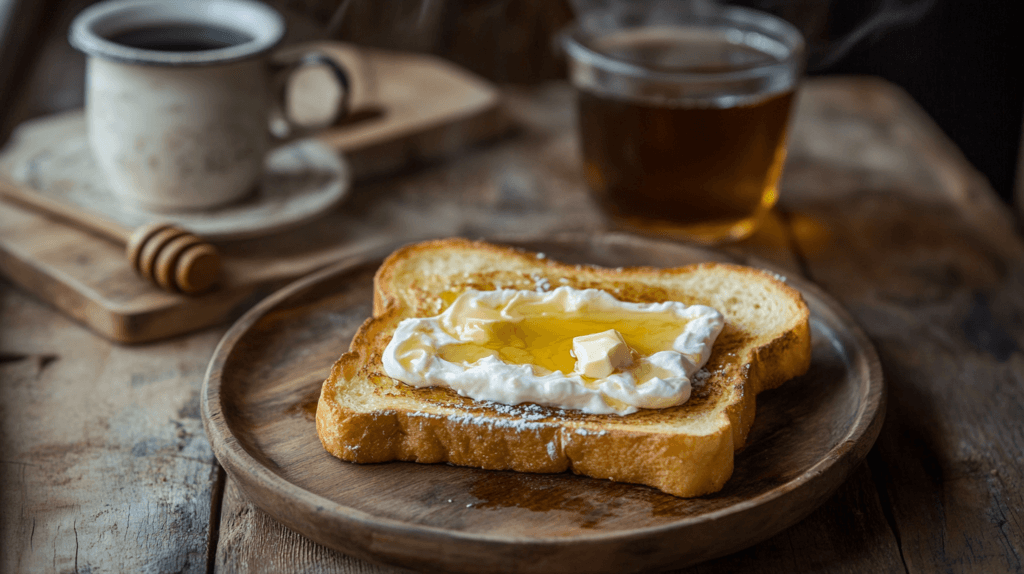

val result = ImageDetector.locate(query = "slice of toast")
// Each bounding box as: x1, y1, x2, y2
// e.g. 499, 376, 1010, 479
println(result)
316, 238, 811, 497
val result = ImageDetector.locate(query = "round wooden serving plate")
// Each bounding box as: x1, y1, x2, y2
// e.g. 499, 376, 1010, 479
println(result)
202, 233, 885, 573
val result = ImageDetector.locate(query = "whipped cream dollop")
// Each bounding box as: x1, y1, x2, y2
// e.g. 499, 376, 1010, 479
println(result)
381, 286, 724, 415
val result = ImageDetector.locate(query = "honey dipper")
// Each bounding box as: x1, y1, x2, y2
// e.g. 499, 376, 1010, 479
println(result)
0, 178, 220, 295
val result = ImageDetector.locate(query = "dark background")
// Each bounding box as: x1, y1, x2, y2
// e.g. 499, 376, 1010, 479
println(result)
811, 0, 1023, 205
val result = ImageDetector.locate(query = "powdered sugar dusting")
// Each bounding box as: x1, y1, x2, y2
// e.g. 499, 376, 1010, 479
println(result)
486, 401, 550, 419
693, 368, 711, 387
410, 410, 553, 431
531, 273, 551, 292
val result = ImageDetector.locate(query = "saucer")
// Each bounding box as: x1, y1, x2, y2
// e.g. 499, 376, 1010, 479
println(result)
6, 121, 350, 241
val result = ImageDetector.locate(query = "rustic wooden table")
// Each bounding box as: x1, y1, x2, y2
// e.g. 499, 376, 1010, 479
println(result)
2, 77, 1022, 573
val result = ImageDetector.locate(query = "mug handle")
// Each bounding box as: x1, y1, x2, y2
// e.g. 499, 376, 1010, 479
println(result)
268, 50, 352, 141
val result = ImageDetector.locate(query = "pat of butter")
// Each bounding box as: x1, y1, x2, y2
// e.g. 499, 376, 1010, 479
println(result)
573, 329, 632, 378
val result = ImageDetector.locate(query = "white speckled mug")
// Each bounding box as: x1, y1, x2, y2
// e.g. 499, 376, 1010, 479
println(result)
70, 0, 349, 212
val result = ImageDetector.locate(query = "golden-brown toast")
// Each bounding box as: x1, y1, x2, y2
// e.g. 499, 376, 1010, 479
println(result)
316, 238, 811, 497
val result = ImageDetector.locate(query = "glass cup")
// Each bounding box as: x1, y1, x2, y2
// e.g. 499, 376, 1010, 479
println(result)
562, 3, 805, 244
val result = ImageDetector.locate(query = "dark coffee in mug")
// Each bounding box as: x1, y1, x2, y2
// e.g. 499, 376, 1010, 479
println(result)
70, 0, 347, 211
106, 24, 253, 52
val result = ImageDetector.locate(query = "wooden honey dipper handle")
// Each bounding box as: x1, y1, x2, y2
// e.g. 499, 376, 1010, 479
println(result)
0, 178, 220, 295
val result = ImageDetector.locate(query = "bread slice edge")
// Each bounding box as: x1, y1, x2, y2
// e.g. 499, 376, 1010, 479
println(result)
316, 239, 811, 497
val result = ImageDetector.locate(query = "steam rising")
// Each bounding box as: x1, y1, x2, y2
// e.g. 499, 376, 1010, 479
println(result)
567, 0, 936, 70
808, 0, 935, 68
326, 0, 444, 40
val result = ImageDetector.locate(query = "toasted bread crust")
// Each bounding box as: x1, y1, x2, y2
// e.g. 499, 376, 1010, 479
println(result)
317, 238, 811, 497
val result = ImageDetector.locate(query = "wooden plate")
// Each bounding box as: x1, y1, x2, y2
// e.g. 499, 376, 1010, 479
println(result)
202, 233, 884, 573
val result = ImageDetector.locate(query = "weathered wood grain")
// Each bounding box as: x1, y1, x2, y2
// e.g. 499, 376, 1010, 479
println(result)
204, 235, 883, 573
215, 465, 905, 574
217, 466, 906, 574
0, 281, 224, 572
216, 476, 414, 573
781, 77, 1024, 573
206, 78, 1022, 573
0, 42, 509, 344
688, 463, 905, 574
3, 74, 1021, 573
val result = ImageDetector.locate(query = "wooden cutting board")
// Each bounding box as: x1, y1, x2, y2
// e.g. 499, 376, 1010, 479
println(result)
0, 42, 510, 344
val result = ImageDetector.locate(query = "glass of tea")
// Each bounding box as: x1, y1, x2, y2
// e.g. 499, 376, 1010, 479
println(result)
562, 2, 805, 244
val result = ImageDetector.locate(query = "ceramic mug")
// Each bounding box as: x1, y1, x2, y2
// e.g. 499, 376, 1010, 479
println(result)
69, 0, 349, 212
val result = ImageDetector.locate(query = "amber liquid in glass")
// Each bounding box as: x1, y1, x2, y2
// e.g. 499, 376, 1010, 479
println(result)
577, 33, 796, 243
